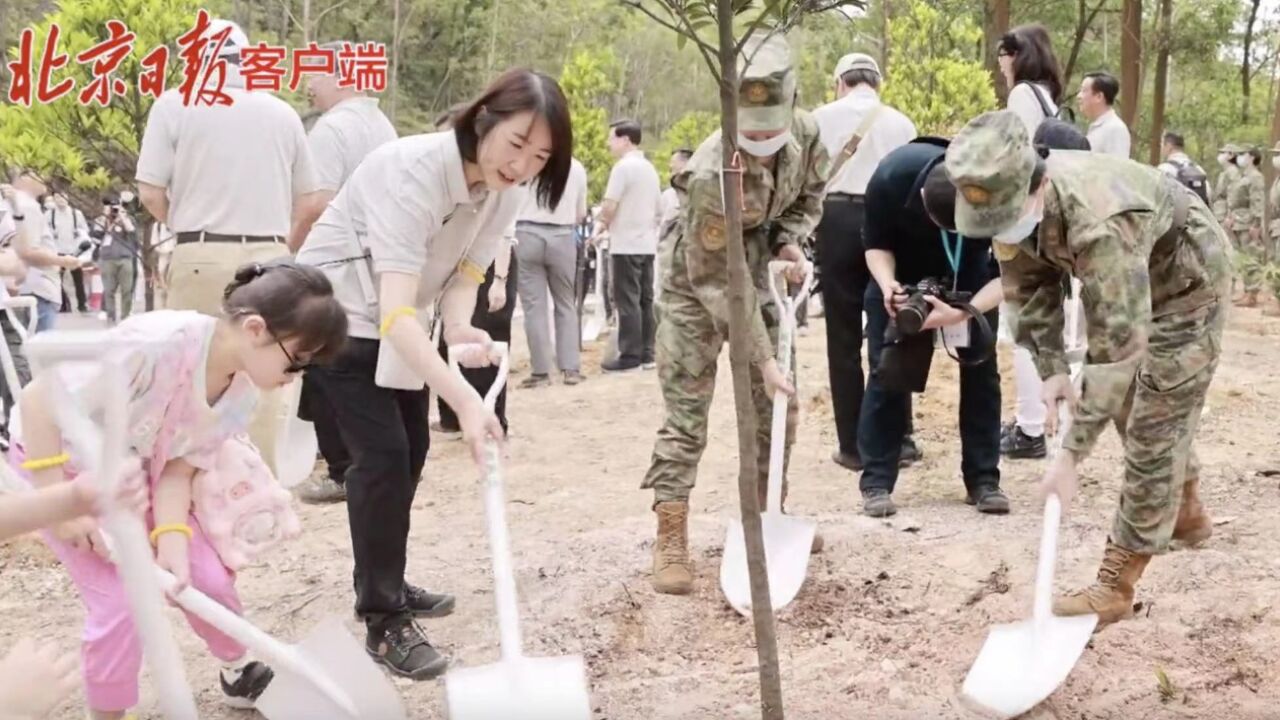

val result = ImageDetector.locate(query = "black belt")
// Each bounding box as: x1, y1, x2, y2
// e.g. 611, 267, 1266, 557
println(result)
825, 193, 864, 203
176, 232, 284, 244
516, 220, 575, 229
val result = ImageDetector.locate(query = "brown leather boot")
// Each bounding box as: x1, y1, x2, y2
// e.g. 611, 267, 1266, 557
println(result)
1172, 477, 1212, 546
652, 501, 693, 595
1054, 539, 1152, 628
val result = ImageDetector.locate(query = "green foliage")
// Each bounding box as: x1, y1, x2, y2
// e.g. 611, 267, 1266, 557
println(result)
653, 109, 719, 179
879, 0, 996, 137
0, 0, 198, 194
559, 46, 620, 203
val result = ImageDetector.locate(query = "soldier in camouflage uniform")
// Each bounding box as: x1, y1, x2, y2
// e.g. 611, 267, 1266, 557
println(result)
641, 34, 828, 595
1225, 146, 1266, 306
946, 111, 1231, 627
1210, 144, 1241, 224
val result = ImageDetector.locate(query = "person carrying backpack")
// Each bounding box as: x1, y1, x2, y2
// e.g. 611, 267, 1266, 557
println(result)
1157, 131, 1210, 205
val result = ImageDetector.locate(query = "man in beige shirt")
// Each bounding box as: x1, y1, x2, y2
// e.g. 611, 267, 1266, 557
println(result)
136, 18, 322, 474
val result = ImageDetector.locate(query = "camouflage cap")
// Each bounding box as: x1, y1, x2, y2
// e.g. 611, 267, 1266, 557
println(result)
737, 33, 796, 133
945, 110, 1037, 238
1220, 143, 1243, 154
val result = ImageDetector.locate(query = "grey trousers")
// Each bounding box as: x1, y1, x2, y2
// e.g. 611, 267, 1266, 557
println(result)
100, 257, 135, 323
515, 222, 580, 375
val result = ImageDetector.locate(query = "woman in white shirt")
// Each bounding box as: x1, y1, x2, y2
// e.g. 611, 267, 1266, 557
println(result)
995, 23, 1065, 460
998, 24, 1066, 143
295, 68, 572, 680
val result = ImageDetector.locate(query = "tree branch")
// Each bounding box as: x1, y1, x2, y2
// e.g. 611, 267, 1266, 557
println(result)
313, 0, 356, 30
274, 0, 304, 39
622, 0, 723, 86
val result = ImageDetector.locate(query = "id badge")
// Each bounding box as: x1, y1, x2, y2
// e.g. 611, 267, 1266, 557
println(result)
943, 321, 970, 349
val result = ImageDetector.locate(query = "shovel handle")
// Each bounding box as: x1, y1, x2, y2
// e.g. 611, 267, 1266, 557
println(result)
447, 342, 511, 412
156, 568, 361, 718
447, 345, 525, 662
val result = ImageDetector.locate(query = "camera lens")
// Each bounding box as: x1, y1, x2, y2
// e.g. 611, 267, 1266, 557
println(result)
897, 306, 927, 335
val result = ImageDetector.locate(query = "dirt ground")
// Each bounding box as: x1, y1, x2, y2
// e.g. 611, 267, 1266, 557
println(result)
3, 301, 1280, 720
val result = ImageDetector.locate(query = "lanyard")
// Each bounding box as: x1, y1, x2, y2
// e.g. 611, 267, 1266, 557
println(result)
939, 229, 963, 289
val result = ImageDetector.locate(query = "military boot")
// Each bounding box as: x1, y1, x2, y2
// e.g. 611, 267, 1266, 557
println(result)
652, 501, 693, 595
763, 480, 824, 554
1054, 538, 1151, 628
1172, 477, 1212, 547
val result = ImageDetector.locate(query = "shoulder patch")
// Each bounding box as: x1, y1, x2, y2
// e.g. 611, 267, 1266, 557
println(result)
993, 241, 1020, 263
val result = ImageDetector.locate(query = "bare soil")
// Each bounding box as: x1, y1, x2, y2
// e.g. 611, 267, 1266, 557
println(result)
4, 304, 1280, 719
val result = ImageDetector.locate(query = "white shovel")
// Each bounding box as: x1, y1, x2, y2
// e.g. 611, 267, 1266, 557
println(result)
719, 261, 817, 617
444, 342, 592, 720
961, 406, 1096, 718
581, 240, 607, 343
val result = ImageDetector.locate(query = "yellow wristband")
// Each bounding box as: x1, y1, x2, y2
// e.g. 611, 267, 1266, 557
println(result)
458, 258, 487, 285
21, 452, 70, 471
379, 306, 417, 337
149, 523, 194, 546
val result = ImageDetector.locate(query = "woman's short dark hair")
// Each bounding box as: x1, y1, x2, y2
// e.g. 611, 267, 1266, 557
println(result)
921, 163, 957, 232
1000, 24, 1064, 104
1033, 121, 1090, 151
610, 119, 643, 146
454, 69, 573, 210
223, 259, 348, 364
840, 68, 881, 91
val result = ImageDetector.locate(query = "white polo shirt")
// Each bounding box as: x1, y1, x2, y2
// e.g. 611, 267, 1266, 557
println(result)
812, 86, 916, 196
296, 131, 525, 339
520, 158, 587, 226
7, 192, 60, 304
603, 150, 662, 255
309, 96, 398, 192
136, 80, 319, 236
1086, 109, 1132, 158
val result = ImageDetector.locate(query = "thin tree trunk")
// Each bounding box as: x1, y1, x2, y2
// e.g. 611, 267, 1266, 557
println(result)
881, 0, 893, 77
985, 0, 1011, 103
1148, 0, 1171, 165
1063, 0, 1107, 92
1119, 0, 1142, 128
1243, 0, 1262, 123
1268, 32, 1280, 261
715, 2, 782, 718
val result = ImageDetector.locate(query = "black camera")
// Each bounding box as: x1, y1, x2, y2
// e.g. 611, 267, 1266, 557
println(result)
895, 277, 972, 336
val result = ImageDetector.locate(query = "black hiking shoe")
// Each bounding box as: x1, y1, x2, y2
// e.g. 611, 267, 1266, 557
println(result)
1000, 423, 1047, 459
406, 584, 456, 618
832, 449, 863, 472
602, 358, 641, 373
367, 616, 449, 679
861, 489, 897, 518
220, 661, 274, 709
966, 486, 1011, 514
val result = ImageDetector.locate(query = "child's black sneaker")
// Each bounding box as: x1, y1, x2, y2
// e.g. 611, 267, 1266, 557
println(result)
220, 660, 274, 708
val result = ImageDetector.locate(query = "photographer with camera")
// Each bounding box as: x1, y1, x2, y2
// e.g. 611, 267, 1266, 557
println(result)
858, 138, 1007, 518
90, 196, 138, 324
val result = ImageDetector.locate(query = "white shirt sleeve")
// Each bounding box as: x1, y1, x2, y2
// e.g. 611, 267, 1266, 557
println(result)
604, 161, 628, 203
136, 93, 180, 187
307, 119, 346, 193
574, 162, 589, 221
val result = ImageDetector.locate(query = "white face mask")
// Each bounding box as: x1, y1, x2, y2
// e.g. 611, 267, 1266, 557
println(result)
993, 204, 1044, 245
1272, 157, 1280, 170
736, 131, 791, 158
1236, 155, 1252, 168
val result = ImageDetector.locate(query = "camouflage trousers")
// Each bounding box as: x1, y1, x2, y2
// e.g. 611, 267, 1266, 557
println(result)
1232, 227, 1267, 292
641, 287, 797, 506
1111, 299, 1226, 555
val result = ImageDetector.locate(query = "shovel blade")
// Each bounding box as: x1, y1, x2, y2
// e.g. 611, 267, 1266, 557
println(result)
446, 655, 592, 720
275, 414, 319, 489
256, 617, 407, 720
719, 513, 816, 617
962, 614, 1097, 718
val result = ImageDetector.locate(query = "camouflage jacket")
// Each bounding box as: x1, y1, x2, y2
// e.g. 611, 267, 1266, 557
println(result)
1211, 164, 1239, 220
1270, 178, 1280, 236
663, 109, 828, 364
1227, 165, 1265, 227
996, 150, 1230, 458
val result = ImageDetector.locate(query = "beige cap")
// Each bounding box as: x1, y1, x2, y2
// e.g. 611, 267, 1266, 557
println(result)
833, 53, 881, 81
